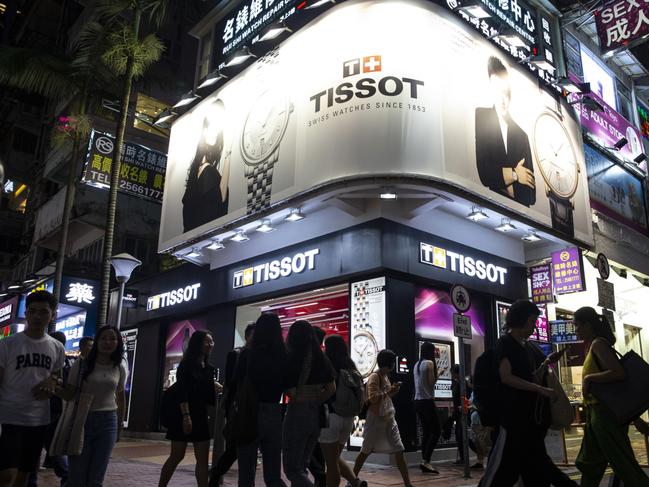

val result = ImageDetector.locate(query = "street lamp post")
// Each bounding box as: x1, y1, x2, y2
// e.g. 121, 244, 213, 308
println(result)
109, 253, 141, 330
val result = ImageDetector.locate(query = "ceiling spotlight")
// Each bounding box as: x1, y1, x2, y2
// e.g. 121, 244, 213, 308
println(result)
285, 208, 304, 222
554, 78, 589, 94
523, 54, 554, 72
197, 69, 228, 89
609, 137, 628, 150
467, 206, 488, 222
634, 153, 647, 164
23, 278, 37, 284
230, 230, 249, 242
186, 248, 201, 258
493, 29, 527, 47
521, 231, 542, 242
256, 219, 276, 233
380, 188, 397, 200
306, 0, 336, 9
207, 239, 225, 251
224, 47, 257, 68
0, 293, 7, 298
173, 91, 201, 109
495, 218, 516, 232
256, 22, 292, 42
569, 95, 604, 112
456, 0, 491, 18
153, 108, 176, 126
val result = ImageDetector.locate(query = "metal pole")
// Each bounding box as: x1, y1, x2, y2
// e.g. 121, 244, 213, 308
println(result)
459, 336, 471, 479
115, 280, 125, 330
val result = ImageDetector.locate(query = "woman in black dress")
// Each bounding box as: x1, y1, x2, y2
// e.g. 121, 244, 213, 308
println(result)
182, 98, 231, 233
159, 331, 222, 487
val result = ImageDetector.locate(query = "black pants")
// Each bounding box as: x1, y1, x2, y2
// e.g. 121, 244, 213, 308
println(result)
415, 399, 441, 463
308, 442, 326, 486
455, 414, 464, 461
209, 439, 237, 486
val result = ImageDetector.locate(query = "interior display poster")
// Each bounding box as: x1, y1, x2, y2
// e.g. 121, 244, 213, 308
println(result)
551, 248, 584, 295
422, 340, 453, 400
159, 0, 592, 254
531, 304, 550, 343
639, 101, 649, 141
530, 264, 553, 304
82, 130, 167, 203
584, 144, 648, 234
164, 318, 207, 389
122, 328, 138, 428
495, 300, 511, 337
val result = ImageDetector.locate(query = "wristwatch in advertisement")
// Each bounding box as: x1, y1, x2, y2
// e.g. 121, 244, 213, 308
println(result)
240, 90, 293, 214
533, 111, 580, 238
352, 330, 379, 378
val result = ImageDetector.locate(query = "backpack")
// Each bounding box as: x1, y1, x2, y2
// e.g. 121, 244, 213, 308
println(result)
472, 348, 501, 427
333, 368, 365, 417
160, 381, 181, 428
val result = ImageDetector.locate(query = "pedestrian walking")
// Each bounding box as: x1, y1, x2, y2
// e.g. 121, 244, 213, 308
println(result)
59, 326, 127, 487
353, 349, 413, 487
235, 314, 287, 487
414, 342, 440, 474
309, 327, 328, 487
0, 291, 66, 487
28, 331, 71, 487
283, 320, 336, 487
78, 337, 94, 360
574, 306, 649, 487
209, 323, 254, 487
319, 334, 367, 487
479, 300, 571, 487
159, 330, 223, 487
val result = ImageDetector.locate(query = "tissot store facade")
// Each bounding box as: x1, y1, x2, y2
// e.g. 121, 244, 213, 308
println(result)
121, 219, 528, 448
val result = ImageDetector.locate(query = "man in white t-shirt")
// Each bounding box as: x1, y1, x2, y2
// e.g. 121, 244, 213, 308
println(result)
0, 290, 66, 487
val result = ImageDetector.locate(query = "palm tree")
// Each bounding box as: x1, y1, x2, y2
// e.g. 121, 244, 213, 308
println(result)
0, 22, 115, 301
94, 0, 166, 324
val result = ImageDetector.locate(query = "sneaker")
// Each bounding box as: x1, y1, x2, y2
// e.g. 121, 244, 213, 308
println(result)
471, 462, 484, 470
420, 461, 439, 474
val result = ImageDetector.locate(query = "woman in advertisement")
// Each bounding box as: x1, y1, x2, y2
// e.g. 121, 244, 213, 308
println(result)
159, 330, 222, 487
182, 98, 231, 233
574, 307, 649, 487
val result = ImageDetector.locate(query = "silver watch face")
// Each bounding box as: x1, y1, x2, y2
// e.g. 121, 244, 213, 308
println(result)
533, 111, 579, 199
241, 91, 291, 165
352, 331, 378, 377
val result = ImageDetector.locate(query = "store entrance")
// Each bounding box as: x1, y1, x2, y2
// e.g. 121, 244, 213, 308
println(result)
234, 284, 350, 346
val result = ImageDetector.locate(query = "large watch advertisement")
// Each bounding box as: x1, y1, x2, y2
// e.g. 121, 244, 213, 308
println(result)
160, 0, 592, 252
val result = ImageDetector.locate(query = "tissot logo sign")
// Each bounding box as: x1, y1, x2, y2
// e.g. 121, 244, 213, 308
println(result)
233, 249, 319, 289
147, 283, 201, 311
419, 242, 508, 285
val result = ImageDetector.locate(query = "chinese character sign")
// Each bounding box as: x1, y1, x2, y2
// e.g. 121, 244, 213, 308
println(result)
595, 0, 649, 53
532, 304, 550, 343
550, 319, 579, 343
530, 264, 553, 304
551, 248, 584, 295
82, 130, 167, 203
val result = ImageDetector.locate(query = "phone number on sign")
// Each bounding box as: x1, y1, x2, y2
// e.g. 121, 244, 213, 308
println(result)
119, 180, 162, 199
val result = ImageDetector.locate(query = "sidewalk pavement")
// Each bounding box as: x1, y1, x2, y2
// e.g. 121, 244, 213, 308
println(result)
36, 439, 615, 486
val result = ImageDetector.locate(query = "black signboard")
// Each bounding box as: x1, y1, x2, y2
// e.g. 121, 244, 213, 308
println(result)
81, 130, 167, 203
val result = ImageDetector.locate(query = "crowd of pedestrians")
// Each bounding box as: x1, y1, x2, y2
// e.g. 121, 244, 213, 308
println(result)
1, 290, 648, 487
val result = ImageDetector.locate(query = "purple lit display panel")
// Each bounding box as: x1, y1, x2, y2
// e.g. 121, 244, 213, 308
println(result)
415, 286, 486, 339
552, 247, 584, 295
163, 318, 207, 389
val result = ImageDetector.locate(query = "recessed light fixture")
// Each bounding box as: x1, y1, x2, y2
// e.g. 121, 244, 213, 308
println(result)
285, 208, 305, 222
7, 285, 21, 290
521, 231, 542, 242
380, 188, 397, 200
495, 218, 516, 232
186, 248, 201, 258
230, 230, 250, 242
296, 311, 307, 315
319, 307, 331, 311
493, 29, 527, 47
207, 239, 225, 250
306, 0, 336, 9
256, 219, 276, 233
224, 47, 257, 68
285, 302, 318, 310
466, 206, 488, 222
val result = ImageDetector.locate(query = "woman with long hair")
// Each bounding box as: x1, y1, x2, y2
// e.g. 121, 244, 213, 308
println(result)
159, 330, 222, 487
353, 349, 413, 487
236, 313, 288, 487
574, 306, 649, 487
318, 334, 367, 487
61, 326, 127, 487
283, 321, 336, 487
182, 98, 231, 232
414, 342, 440, 474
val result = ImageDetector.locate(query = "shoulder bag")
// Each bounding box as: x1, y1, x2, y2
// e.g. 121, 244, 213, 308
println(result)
50, 359, 94, 456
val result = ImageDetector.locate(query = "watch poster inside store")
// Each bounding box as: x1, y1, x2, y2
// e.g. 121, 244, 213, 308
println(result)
495, 300, 511, 337
551, 320, 579, 343
551, 248, 585, 295
122, 329, 138, 428
350, 277, 386, 447
163, 318, 207, 389
530, 264, 553, 304
421, 340, 453, 400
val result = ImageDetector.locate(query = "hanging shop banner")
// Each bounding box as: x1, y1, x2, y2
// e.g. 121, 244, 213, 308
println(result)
551, 319, 579, 343
570, 81, 644, 165
0, 296, 19, 327
81, 130, 167, 203
551, 248, 584, 295
122, 328, 138, 428
584, 144, 648, 234
595, 0, 649, 53
597, 278, 616, 310
530, 264, 553, 304
160, 0, 592, 253
639, 102, 649, 141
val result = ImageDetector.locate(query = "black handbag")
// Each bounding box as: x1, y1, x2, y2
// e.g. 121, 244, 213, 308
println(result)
590, 349, 649, 425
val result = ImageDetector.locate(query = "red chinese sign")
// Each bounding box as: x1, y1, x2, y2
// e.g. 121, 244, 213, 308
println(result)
595, 0, 649, 53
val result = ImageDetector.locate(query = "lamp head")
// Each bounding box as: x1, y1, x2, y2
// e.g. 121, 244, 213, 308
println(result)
109, 253, 142, 284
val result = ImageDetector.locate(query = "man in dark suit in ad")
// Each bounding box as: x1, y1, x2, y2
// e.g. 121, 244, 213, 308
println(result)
475, 57, 536, 207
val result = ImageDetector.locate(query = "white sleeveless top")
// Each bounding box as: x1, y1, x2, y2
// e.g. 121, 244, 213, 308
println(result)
414, 359, 435, 400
